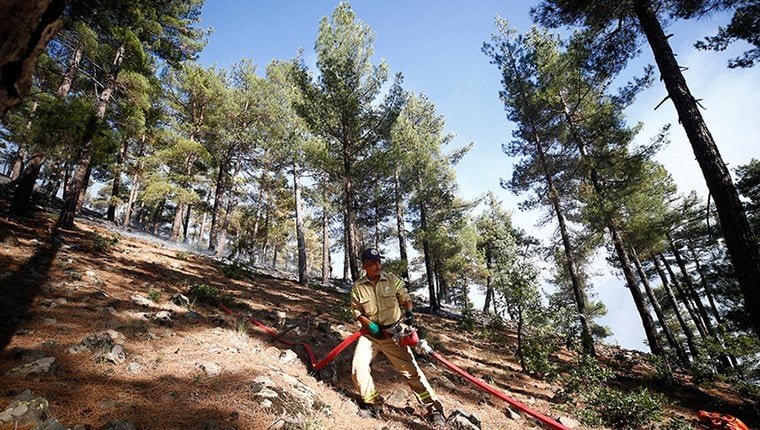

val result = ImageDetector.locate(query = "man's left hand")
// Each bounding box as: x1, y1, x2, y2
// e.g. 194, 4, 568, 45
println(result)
404, 309, 414, 326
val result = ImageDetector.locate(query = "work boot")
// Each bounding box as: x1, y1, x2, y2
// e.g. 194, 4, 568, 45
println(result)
427, 410, 446, 428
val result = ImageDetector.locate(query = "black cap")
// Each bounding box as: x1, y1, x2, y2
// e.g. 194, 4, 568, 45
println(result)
360, 247, 384, 262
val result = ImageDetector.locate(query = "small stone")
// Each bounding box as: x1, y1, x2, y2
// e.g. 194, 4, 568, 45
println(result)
504, 407, 521, 420
130, 294, 153, 307
278, 350, 298, 364
127, 362, 143, 373
106, 345, 126, 364
558, 416, 579, 428
199, 362, 222, 377
153, 311, 173, 327
172, 293, 190, 306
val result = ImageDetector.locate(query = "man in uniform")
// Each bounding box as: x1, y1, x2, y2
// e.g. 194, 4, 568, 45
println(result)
350, 247, 445, 426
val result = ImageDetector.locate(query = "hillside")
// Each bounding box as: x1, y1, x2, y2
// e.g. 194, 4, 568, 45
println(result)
0, 207, 757, 430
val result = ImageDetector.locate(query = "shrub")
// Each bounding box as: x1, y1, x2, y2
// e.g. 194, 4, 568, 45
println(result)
457, 306, 477, 332
221, 261, 248, 280
176, 251, 191, 261
581, 387, 664, 429
93, 232, 120, 252
147, 289, 162, 302
189, 283, 232, 307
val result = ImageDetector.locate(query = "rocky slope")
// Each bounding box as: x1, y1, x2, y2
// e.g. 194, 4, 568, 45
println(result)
0, 208, 756, 430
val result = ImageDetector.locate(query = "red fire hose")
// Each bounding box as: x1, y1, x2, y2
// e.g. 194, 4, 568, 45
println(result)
219, 304, 571, 430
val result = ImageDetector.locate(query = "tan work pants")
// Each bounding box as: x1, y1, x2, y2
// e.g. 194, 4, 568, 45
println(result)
351, 334, 443, 411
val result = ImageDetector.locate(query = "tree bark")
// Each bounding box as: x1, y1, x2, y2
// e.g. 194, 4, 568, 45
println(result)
634, 0, 760, 338
632, 247, 690, 366
9, 154, 45, 216
107, 136, 130, 222
394, 169, 410, 283
668, 234, 715, 336
610, 227, 664, 356
293, 162, 308, 286
688, 239, 723, 325
321, 196, 330, 286
653, 255, 700, 360
208, 152, 231, 251
343, 144, 359, 280
419, 193, 439, 313
0, 0, 64, 116
123, 134, 146, 228
483, 245, 494, 314
661, 253, 708, 339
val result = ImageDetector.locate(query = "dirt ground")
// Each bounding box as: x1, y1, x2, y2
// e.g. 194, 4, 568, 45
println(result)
0, 206, 757, 430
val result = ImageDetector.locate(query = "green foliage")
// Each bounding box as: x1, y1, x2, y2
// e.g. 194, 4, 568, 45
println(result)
558, 356, 665, 428
188, 283, 232, 307
581, 387, 664, 429
147, 289, 162, 302
333, 305, 355, 323
521, 326, 561, 379
458, 307, 477, 332
176, 251, 191, 261
558, 355, 614, 401
93, 232, 120, 252
659, 416, 695, 430
220, 261, 249, 280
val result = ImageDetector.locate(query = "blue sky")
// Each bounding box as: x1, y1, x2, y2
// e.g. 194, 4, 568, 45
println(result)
197, 1, 760, 351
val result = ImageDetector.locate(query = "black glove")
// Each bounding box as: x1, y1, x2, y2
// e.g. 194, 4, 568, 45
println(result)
404, 309, 415, 326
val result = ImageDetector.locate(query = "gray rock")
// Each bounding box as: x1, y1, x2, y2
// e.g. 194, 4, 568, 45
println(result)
558, 416, 580, 428
7, 356, 56, 376
199, 362, 222, 376
447, 410, 481, 430
504, 406, 521, 420
35, 418, 67, 430
278, 349, 298, 364
172, 293, 190, 306
153, 311, 173, 327
130, 294, 153, 307
127, 362, 143, 374
105, 344, 126, 364
102, 420, 137, 430
0, 390, 50, 426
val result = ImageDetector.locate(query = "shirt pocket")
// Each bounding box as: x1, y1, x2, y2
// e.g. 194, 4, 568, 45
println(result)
378, 288, 398, 313
358, 298, 376, 317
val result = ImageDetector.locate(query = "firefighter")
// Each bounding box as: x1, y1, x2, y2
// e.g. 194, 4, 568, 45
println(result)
350, 247, 446, 426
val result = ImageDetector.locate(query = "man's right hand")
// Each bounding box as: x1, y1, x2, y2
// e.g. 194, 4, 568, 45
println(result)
368, 321, 380, 336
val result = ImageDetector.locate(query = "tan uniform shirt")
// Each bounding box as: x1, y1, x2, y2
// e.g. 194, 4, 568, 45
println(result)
350, 271, 410, 326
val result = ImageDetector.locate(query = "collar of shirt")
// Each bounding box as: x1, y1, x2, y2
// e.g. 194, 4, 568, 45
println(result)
356, 271, 389, 285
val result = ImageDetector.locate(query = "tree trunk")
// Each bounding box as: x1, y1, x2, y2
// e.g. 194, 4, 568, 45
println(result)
9, 154, 44, 216
74, 164, 91, 213
343, 147, 359, 280
609, 226, 664, 356
57, 44, 124, 229
483, 246, 494, 314
123, 134, 146, 228
183, 204, 192, 241
528, 94, 594, 356
668, 234, 715, 336
419, 193, 439, 313
322, 197, 330, 286
208, 152, 231, 251
9, 142, 27, 181
688, 239, 723, 325
660, 253, 708, 339
293, 162, 307, 286
394, 169, 410, 283
653, 255, 700, 360
0, 0, 64, 116
171, 203, 186, 241
632, 247, 690, 366
107, 136, 130, 222
634, 0, 760, 338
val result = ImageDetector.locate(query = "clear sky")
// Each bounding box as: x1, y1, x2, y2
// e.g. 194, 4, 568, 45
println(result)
196, 1, 760, 351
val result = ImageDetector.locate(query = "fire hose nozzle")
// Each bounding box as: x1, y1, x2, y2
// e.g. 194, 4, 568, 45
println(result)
415, 339, 433, 355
